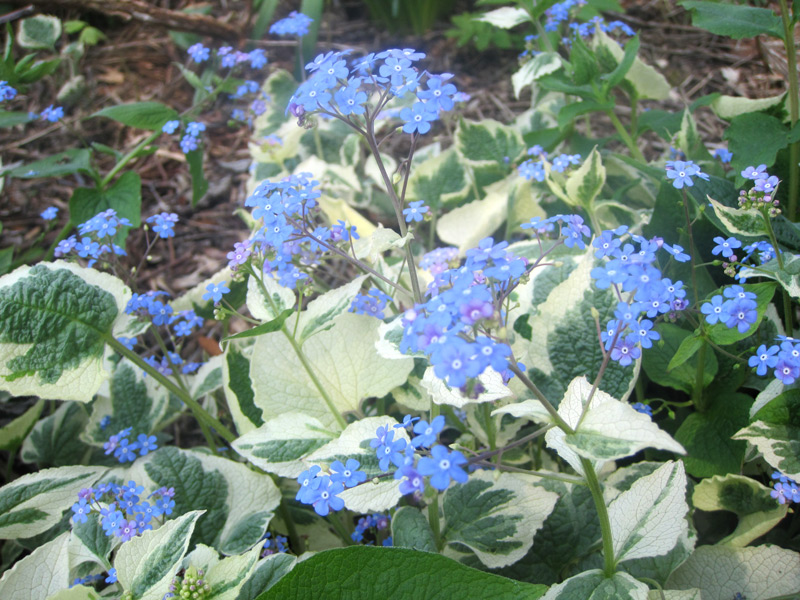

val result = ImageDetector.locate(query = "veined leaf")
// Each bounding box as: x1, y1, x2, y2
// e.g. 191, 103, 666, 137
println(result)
0, 531, 70, 599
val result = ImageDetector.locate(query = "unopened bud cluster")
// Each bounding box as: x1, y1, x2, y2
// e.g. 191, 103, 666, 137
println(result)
166, 568, 211, 600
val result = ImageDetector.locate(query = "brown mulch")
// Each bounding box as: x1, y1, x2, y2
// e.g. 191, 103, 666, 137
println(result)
0, 0, 794, 297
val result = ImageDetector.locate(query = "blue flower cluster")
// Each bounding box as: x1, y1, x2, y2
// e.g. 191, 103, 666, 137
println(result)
103, 427, 158, 463
748, 336, 800, 385
589, 226, 690, 366
351, 512, 392, 546
287, 48, 459, 136
70, 481, 175, 544
54, 209, 130, 267
0, 80, 17, 101
146, 212, 178, 238
700, 285, 758, 334
351, 287, 392, 319
270, 11, 313, 37
517, 146, 582, 182
241, 173, 366, 289
187, 43, 267, 70
295, 459, 367, 516
771, 471, 800, 505
70, 572, 112, 588
39, 104, 64, 122
374, 416, 469, 493
738, 164, 782, 218
261, 531, 289, 556
40, 206, 58, 220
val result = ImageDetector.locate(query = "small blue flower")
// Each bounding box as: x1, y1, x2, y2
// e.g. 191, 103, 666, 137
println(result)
71, 499, 90, 523
411, 415, 445, 448
632, 402, 653, 417
0, 81, 17, 101
40, 105, 64, 122
749, 344, 780, 376
713, 148, 732, 163
40, 206, 58, 220
137, 434, 158, 456
162, 120, 180, 134
701, 295, 729, 325
665, 160, 707, 189
329, 458, 367, 488
417, 445, 468, 491
203, 281, 230, 303
403, 200, 429, 222
712, 236, 742, 259
187, 43, 210, 63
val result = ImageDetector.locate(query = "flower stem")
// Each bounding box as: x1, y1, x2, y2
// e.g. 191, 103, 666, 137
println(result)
106, 336, 236, 443
779, 0, 799, 222
581, 457, 616, 577
606, 110, 645, 162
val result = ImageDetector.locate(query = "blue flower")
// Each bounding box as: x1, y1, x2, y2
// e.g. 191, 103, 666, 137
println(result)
180, 134, 198, 153
187, 43, 210, 63
632, 402, 653, 417
270, 11, 314, 37
137, 434, 158, 456
741, 164, 768, 180
0, 81, 17, 101
330, 459, 367, 487
203, 281, 230, 303
40, 105, 64, 122
248, 49, 267, 69
411, 415, 445, 448
417, 445, 468, 491
400, 102, 437, 134
403, 200, 429, 222
749, 344, 779, 376
724, 297, 757, 333
665, 160, 707, 189
713, 148, 732, 163
40, 206, 58, 220
700, 295, 728, 325
395, 465, 425, 495
711, 236, 742, 258
296, 465, 322, 504
71, 499, 90, 523
162, 120, 180, 134
312, 476, 345, 516
371, 427, 408, 471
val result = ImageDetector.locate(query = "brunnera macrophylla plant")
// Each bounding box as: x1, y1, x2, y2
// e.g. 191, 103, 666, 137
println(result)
3, 9, 800, 599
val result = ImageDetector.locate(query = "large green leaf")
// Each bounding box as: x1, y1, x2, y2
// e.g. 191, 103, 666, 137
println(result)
256, 546, 547, 599
441, 471, 558, 569
642, 323, 717, 394
17, 15, 61, 49
455, 118, 525, 167
740, 254, 800, 300
0, 262, 130, 401
115, 511, 203, 600
0, 399, 43, 451
407, 148, 471, 209
0, 531, 71, 600
0, 465, 104, 539
724, 113, 789, 185
542, 569, 649, 599
21, 402, 93, 467
681, 1, 784, 40
391, 506, 437, 553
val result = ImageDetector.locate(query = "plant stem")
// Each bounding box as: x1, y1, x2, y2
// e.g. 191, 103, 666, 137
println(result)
100, 129, 161, 189
507, 362, 574, 433
106, 336, 236, 443
692, 340, 708, 412
428, 493, 443, 551
762, 206, 794, 332
779, 0, 799, 221
581, 457, 616, 577
606, 110, 645, 162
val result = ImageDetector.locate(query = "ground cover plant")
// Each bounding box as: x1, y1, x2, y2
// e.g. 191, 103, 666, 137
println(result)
2, 1, 800, 598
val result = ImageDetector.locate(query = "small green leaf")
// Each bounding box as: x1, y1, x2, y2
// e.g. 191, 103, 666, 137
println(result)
256, 546, 547, 600
186, 148, 208, 207
391, 506, 437, 553
0, 399, 43, 451
224, 309, 293, 341
707, 197, 768, 238
407, 148, 471, 209
93, 101, 178, 131
17, 15, 62, 49
0, 110, 36, 128
511, 52, 563, 98
297, 276, 366, 342
21, 402, 92, 466
235, 554, 296, 600
476, 6, 529, 28
724, 113, 789, 184
705, 282, 776, 345
667, 334, 703, 372
541, 569, 649, 599
68, 171, 143, 243
565, 146, 605, 210
456, 118, 525, 166
739, 254, 800, 299
643, 323, 717, 394
1, 149, 92, 179
681, 1, 784, 39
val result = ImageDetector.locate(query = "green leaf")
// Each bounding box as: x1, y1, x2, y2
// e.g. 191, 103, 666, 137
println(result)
710, 93, 785, 120
592, 29, 670, 100
71, 510, 114, 567
556, 100, 614, 132
68, 171, 143, 240
81, 360, 169, 446
569, 34, 599, 86
251, 313, 413, 430
1, 149, 92, 179
511, 52, 563, 98
246, 272, 296, 322
407, 148, 471, 209
675, 392, 750, 478
456, 118, 525, 166
693, 474, 787, 547
666, 545, 800, 599
223, 344, 263, 434
607, 461, 688, 564
602, 34, 640, 92
0, 263, 130, 401
541, 569, 649, 599
476, 6, 529, 28
0, 531, 70, 600
564, 146, 605, 210
235, 554, 296, 600
681, 1, 784, 40
224, 308, 293, 341
115, 511, 203, 600
0, 399, 43, 450
0, 110, 37, 128
441, 471, 558, 569
707, 197, 769, 238
733, 388, 800, 479
739, 254, 800, 299
92, 101, 178, 131
201, 542, 263, 600
186, 148, 208, 207
297, 276, 366, 342
21, 402, 92, 466
391, 506, 437, 553
17, 15, 62, 49
558, 377, 685, 465
142, 447, 280, 554
232, 412, 334, 478
0, 465, 104, 539
667, 334, 703, 372
724, 113, 789, 184
642, 323, 717, 394
256, 546, 547, 600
